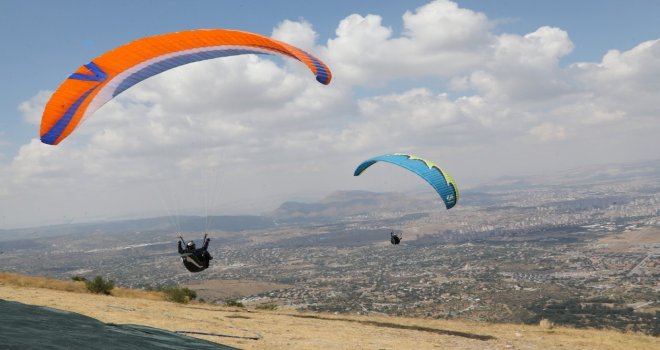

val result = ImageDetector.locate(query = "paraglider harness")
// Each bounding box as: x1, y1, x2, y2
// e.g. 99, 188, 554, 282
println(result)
178, 234, 213, 273
390, 231, 402, 245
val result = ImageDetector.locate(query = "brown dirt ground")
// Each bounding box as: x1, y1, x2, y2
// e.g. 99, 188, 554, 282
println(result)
0, 282, 657, 350
183, 279, 292, 302
595, 227, 660, 252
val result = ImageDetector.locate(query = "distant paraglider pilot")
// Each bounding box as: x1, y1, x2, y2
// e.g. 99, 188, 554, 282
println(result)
178, 234, 213, 273
390, 231, 402, 245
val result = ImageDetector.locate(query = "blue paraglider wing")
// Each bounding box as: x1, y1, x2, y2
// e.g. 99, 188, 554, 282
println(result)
354, 153, 459, 209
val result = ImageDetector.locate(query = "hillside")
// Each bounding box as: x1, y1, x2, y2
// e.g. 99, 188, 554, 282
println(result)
0, 274, 657, 350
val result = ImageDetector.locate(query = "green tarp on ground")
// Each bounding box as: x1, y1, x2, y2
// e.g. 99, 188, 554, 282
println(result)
0, 299, 239, 350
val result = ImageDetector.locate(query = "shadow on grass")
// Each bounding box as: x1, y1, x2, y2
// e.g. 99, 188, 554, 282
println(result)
291, 314, 496, 341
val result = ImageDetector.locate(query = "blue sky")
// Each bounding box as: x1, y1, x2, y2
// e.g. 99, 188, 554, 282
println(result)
1, 0, 659, 228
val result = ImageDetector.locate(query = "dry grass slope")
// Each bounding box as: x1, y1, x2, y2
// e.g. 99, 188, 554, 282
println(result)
0, 272, 658, 350
0, 272, 165, 301
0, 271, 88, 293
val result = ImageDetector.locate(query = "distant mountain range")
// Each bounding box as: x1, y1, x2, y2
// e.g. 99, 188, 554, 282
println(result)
1, 158, 657, 241
271, 190, 437, 223
0, 191, 436, 242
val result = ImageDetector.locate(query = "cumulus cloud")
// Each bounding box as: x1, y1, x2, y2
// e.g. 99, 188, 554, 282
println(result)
7, 46, 351, 202
571, 39, 660, 119
349, 88, 465, 150
465, 26, 575, 104
324, 0, 493, 85
271, 19, 318, 52
319, 2, 658, 180
19, 90, 52, 125
3, 0, 660, 228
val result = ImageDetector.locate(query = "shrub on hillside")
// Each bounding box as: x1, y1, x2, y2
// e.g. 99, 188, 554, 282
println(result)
71, 276, 87, 282
255, 303, 278, 311
160, 286, 197, 304
85, 276, 114, 295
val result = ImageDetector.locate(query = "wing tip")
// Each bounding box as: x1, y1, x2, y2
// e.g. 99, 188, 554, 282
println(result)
316, 74, 331, 85
40, 135, 57, 145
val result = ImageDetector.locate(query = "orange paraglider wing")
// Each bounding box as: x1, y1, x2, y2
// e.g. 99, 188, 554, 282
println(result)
40, 29, 332, 145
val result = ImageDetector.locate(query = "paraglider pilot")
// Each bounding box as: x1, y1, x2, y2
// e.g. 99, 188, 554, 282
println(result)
390, 231, 402, 245
178, 234, 213, 273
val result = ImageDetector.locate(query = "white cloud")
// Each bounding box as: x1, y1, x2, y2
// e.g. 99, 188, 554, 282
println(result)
19, 90, 53, 125
271, 19, 318, 52
350, 88, 465, 150
10, 139, 63, 185
3, 0, 660, 228
465, 26, 575, 104
324, 0, 493, 85
402, 0, 492, 49
571, 39, 660, 119
7, 48, 351, 195
495, 26, 574, 68
529, 122, 567, 141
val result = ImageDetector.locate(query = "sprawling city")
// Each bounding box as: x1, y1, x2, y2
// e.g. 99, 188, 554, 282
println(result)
1, 162, 658, 336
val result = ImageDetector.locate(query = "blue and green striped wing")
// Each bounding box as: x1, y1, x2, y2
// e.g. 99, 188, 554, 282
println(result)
354, 153, 459, 209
